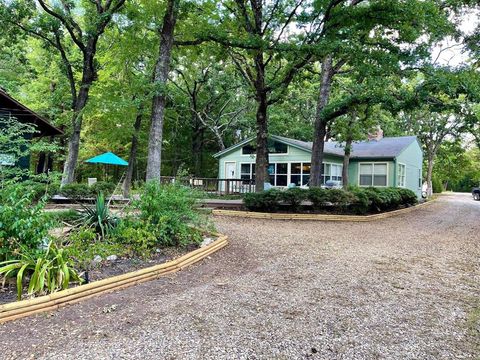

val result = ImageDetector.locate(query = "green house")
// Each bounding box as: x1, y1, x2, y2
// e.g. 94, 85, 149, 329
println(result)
213, 134, 423, 198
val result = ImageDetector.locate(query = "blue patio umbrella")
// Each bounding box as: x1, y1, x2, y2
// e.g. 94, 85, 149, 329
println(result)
85, 152, 128, 166
85, 152, 128, 182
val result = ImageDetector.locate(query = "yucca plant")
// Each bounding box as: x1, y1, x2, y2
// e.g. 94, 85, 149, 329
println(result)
0, 241, 83, 300
77, 192, 118, 239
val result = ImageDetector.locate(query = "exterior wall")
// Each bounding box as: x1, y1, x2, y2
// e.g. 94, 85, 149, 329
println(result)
217, 144, 342, 191
348, 159, 395, 187
216, 137, 423, 198
394, 140, 423, 198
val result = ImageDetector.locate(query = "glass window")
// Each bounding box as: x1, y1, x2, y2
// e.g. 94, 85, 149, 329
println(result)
397, 164, 406, 187
240, 163, 255, 181
268, 140, 288, 154
418, 169, 422, 188
241, 144, 256, 155
373, 164, 387, 186
360, 163, 387, 187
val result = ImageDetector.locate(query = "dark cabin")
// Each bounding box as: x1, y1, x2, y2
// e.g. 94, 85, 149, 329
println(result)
0, 88, 63, 171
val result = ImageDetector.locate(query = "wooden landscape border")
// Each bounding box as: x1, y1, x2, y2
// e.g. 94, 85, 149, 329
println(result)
212, 200, 436, 222
0, 234, 228, 324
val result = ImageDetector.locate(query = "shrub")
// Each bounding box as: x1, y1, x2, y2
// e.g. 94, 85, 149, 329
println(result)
111, 219, 159, 258
307, 188, 330, 210
90, 181, 116, 196
280, 188, 308, 211
243, 189, 282, 212
397, 188, 418, 206
432, 177, 443, 193
133, 182, 205, 247
66, 228, 124, 268
0, 184, 54, 261
77, 193, 119, 239
59, 183, 92, 199
0, 241, 83, 300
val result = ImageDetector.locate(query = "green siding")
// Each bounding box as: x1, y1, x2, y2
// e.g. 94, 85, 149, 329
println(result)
395, 140, 423, 198
348, 159, 395, 187
217, 137, 423, 198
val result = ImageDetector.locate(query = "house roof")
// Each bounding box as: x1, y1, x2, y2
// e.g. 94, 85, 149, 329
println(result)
0, 88, 63, 137
214, 134, 419, 159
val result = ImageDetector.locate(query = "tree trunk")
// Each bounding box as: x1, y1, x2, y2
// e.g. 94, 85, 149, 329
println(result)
122, 109, 143, 198
253, 45, 269, 193
310, 55, 334, 187
342, 137, 352, 189
61, 83, 90, 185
145, 0, 179, 181
426, 153, 434, 197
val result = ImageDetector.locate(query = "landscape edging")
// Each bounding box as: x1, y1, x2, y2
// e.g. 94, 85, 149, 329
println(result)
212, 199, 436, 221
0, 234, 228, 324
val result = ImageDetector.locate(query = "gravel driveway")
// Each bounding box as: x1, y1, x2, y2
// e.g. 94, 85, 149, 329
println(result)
1, 193, 479, 359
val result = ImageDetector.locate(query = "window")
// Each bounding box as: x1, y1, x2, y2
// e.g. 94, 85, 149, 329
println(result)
291, 162, 311, 186
397, 163, 406, 187
242, 144, 256, 155
321, 163, 343, 184
418, 169, 422, 188
359, 163, 388, 187
241, 140, 288, 155
267, 163, 288, 186
240, 163, 255, 181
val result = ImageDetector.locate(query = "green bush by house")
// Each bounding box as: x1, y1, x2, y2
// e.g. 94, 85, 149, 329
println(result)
243, 187, 418, 214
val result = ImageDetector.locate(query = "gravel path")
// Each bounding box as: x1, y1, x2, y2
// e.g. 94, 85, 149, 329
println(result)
1, 193, 479, 359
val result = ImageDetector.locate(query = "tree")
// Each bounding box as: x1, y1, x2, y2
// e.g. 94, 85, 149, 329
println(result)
145, 0, 180, 181
201, 0, 312, 191
0, 0, 127, 185
307, 0, 455, 187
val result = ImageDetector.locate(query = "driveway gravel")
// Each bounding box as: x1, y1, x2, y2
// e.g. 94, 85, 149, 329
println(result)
1, 193, 479, 359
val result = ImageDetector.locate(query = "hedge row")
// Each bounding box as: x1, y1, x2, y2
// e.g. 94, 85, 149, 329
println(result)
243, 187, 418, 214
59, 182, 117, 199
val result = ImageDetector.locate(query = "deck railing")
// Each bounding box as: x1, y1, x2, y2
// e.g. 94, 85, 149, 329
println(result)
160, 176, 255, 195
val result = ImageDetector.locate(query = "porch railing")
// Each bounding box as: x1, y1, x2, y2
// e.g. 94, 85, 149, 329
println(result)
160, 176, 255, 195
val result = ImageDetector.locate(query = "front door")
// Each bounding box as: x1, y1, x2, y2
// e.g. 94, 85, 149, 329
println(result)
225, 162, 236, 193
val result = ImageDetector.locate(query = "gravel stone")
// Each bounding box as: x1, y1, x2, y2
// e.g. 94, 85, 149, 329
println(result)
0, 193, 479, 359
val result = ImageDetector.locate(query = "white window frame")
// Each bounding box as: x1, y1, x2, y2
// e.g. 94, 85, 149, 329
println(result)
290, 162, 311, 187
358, 162, 389, 187
397, 163, 406, 188
239, 162, 255, 180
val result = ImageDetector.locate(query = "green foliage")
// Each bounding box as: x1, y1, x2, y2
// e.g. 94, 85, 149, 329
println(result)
59, 183, 92, 199
59, 182, 116, 199
432, 177, 444, 194
0, 183, 54, 261
0, 241, 82, 300
243, 189, 282, 212
280, 188, 308, 212
77, 193, 118, 239
133, 182, 205, 247
244, 187, 418, 214
65, 228, 124, 268
110, 219, 160, 259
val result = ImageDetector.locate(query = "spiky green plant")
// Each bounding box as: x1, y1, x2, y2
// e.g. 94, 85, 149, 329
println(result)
0, 242, 83, 300
77, 192, 118, 239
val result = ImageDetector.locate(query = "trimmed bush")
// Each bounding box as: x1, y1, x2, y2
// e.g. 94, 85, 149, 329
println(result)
90, 181, 116, 196
243, 186, 418, 214
280, 188, 308, 211
59, 183, 92, 199
307, 188, 330, 209
243, 189, 282, 212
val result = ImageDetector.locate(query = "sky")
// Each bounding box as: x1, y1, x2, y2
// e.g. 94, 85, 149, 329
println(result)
432, 9, 480, 67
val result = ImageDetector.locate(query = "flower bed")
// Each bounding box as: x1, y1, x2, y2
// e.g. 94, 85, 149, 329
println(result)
0, 181, 213, 303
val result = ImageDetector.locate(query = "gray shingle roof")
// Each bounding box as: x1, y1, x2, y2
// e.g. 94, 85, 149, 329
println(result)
272, 135, 418, 159
214, 134, 419, 159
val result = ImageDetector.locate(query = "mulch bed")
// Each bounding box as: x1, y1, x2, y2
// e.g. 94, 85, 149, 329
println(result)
0, 245, 196, 305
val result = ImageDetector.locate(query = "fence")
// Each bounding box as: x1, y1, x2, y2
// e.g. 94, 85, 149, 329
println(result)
160, 176, 255, 195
